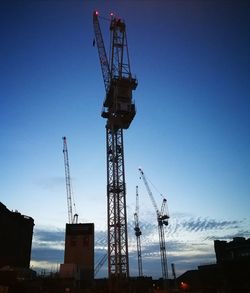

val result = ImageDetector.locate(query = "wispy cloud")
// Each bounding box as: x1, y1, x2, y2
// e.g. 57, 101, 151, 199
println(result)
205, 229, 250, 241
34, 228, 65, 242
128, 216, 244, 241
33, 176, 64, 190
32, 248, 63, 262
32, 227, 65, 250
127, 216, 249, 277
31, 216, 250, 278
30, 260, 61, 273
179, 217, 240, 233
31, 227, 65, 273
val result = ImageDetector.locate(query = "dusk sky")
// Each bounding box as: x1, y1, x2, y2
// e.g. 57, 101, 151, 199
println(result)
1, 1, 250, 278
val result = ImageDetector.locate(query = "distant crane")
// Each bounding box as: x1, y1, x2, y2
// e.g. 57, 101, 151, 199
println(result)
138, 168, 169, 280
134, 185, 143, 277
62, 136, 78, 224
93, 10, 137, 278
171, 263, 177, 289
94, 253, 108, 277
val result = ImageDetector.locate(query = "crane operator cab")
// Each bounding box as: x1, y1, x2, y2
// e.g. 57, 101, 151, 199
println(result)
95, 12, 138, 130
102, 76, 137, 129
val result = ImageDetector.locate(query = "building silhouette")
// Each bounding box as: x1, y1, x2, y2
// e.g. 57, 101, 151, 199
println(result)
177, 237, 250, 292
214, 237, 250, 263
60, 223, 94, 284
0, 202, 34, 268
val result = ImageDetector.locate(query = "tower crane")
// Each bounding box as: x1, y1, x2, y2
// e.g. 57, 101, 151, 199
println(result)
94, 253, 108, 277
138, 168, 169, 280
93, 11, 137, 279
62, 136, 78, 224
134, 185, 143, 277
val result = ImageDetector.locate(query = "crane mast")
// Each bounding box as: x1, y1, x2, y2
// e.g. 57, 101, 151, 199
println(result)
62, 137, 77, 224
134, 186, 143, 277
138, 168, 169, 280
93, 11, 137, 279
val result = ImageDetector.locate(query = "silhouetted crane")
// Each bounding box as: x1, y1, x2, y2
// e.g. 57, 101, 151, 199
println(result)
62, 137, 78, 224
93, 10, 137, 278
134, 185, 143, 277
139, 168, 169, 279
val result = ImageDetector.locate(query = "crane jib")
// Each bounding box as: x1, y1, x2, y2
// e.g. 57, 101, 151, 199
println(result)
93, 12, 111, 93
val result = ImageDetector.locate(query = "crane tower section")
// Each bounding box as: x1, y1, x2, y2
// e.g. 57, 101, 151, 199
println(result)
93, 11, 137, 279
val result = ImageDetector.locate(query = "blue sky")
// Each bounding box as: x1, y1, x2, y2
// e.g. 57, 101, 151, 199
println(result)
1, 0, 250, 278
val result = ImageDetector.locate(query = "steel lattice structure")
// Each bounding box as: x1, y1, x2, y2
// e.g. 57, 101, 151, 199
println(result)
93, 11, 137, 278
134, 186, 143, 277
62, 136, 74, 224
62, 137, 78, 224
106, 127, 128, 277
139, 168, 169, 280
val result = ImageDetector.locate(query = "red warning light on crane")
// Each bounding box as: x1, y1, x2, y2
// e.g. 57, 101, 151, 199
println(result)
94, 10, 99, 16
